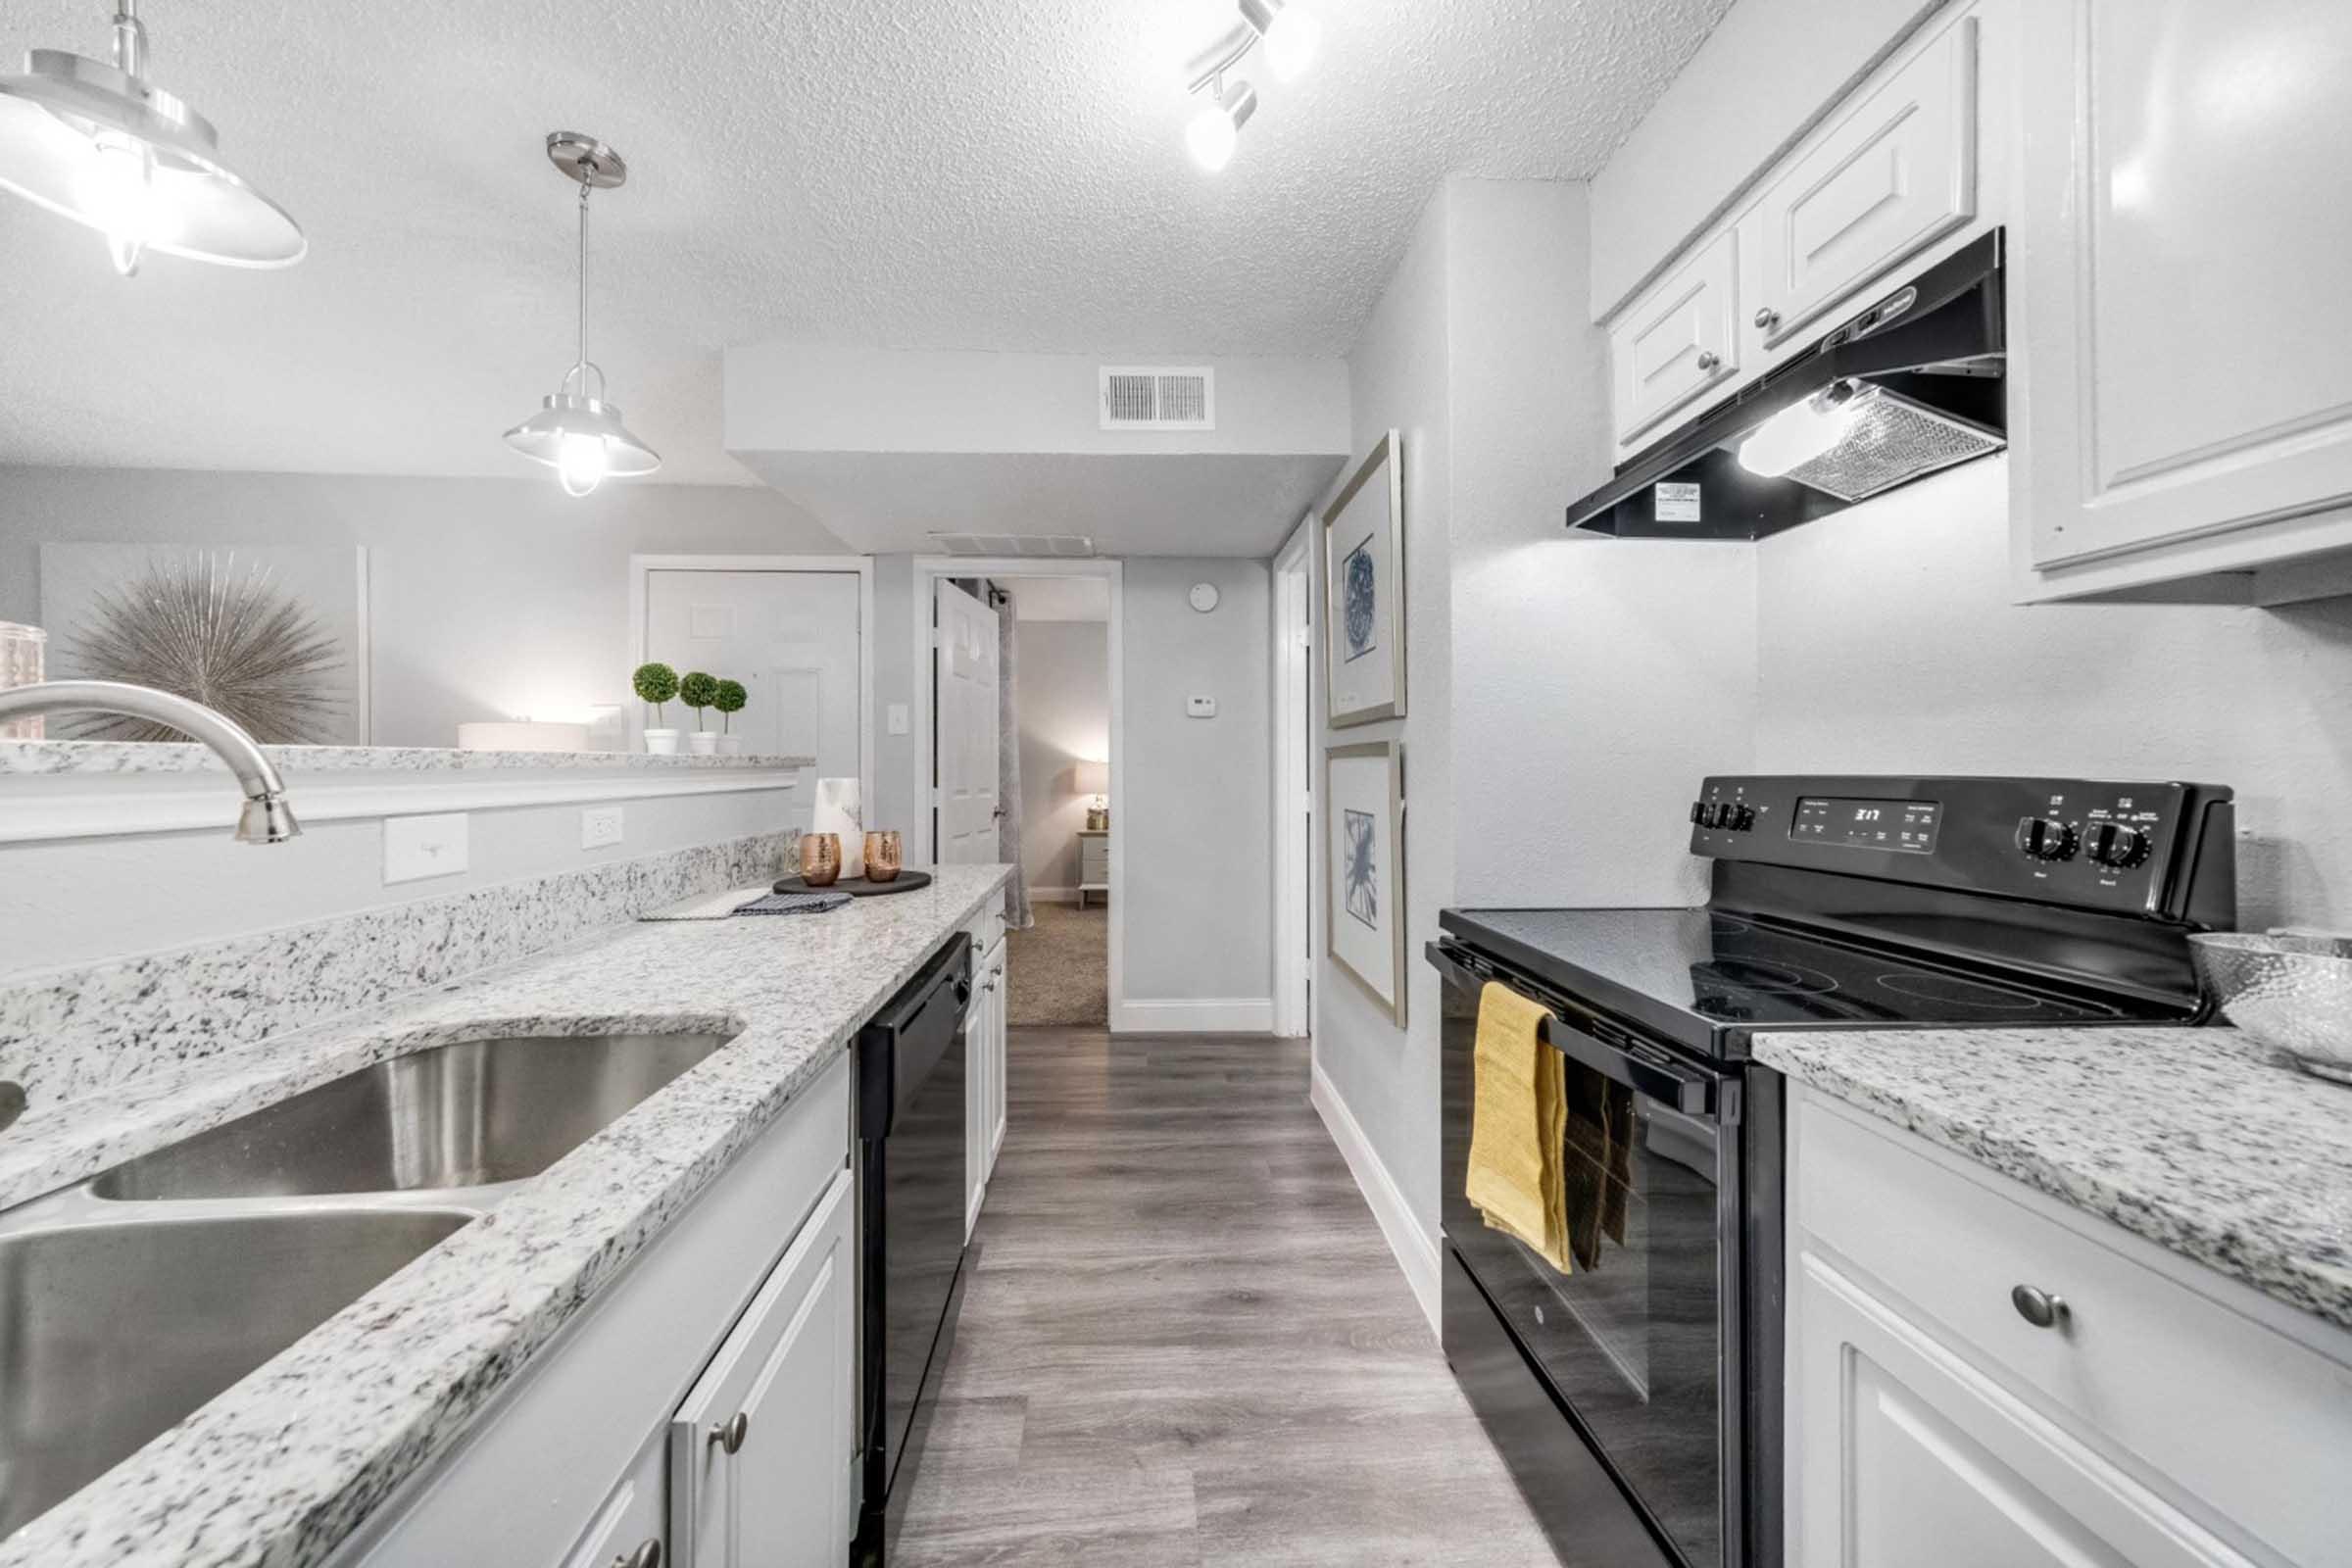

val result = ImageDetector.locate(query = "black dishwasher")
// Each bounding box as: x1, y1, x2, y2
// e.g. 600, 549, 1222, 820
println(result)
855, 931, 972, 1562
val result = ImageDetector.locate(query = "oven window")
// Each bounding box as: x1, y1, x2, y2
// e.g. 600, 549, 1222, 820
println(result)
1441, 975, 1728, 1568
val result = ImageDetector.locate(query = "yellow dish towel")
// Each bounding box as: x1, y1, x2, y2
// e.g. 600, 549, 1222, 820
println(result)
1464, 982, 1574, 1274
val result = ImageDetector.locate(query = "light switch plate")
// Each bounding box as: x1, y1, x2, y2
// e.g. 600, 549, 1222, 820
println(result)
581, 805, 625, 850
887, 703, 910, 736
384, 813, 469, 884
1187, 695, 1217, 718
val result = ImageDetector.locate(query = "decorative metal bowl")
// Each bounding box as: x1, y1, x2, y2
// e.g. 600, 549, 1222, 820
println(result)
2190, 931, 2352, 1084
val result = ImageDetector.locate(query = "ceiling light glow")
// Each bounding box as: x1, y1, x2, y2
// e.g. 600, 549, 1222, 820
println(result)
0, 0, 304, 276
1260, 6, 1321, 82
1739, 382, 1875, 478
1179, 0, 1324, 169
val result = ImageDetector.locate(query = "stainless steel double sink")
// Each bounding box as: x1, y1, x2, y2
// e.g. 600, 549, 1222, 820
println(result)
0, 1031, 732, 1541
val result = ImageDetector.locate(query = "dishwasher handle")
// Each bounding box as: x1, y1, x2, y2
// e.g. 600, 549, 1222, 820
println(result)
1426, 942, 1716, 1117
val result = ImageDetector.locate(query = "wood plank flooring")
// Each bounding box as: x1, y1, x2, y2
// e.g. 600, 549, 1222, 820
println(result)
891, 1029, 1560, 1566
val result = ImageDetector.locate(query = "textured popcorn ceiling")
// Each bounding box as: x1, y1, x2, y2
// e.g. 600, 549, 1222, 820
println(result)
0, 0, 1731, 483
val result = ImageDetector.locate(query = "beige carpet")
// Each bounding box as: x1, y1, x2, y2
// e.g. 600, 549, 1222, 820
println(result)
1005, 902, 1108, 1027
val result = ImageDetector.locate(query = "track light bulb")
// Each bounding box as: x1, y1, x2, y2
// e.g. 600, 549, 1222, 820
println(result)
1261, 5, 1321, 81
1187, 79, 1257, 173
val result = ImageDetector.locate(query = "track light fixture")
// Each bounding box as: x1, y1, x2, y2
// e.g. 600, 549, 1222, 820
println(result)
0, 0, 304, 276
1181, 0, 1321, 172
504, 132, 660, 498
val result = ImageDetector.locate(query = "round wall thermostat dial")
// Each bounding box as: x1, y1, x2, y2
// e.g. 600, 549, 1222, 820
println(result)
1189, 582, 1220, 612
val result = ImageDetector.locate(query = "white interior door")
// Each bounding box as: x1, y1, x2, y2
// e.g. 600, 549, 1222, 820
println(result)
645, 569, 863, 828
935, 581, 1001, 864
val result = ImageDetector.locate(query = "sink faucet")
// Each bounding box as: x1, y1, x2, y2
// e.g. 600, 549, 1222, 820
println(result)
0, 680, 301, 845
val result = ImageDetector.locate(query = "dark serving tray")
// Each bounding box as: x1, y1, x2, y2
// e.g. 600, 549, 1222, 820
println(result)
772, 870, 933, 898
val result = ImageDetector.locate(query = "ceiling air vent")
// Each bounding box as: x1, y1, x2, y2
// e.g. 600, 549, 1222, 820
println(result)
1100, 367, 1215, 431
928, 534, 1098, 559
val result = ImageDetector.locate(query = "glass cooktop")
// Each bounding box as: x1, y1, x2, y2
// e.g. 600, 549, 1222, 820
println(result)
1440, 906, 2192, 1056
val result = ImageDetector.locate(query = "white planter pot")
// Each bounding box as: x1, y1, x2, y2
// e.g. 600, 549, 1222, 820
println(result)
716, 733, 744, 757
688, 731, 721, 757
643, 728, 681, 756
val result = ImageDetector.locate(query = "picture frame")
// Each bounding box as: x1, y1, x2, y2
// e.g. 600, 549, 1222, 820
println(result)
1321, 430, 1405, 727
1324, 739, 1406, 1025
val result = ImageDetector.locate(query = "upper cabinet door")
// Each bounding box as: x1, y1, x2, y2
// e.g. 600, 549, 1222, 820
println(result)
1748, 18, 1979, 355
1610, 228, 1740, 447
2018, 0, 2352, 579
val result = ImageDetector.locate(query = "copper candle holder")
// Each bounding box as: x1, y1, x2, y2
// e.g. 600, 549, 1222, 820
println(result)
863, 831, 903, 883
799, 832, 842, 887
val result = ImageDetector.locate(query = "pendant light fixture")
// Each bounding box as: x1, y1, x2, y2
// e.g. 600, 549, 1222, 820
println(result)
0, 0, 304, 276
504, 132, 660, 498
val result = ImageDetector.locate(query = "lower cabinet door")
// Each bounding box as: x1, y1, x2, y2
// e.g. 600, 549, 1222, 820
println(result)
1790, 1250, 2250, 1568
670, 1168, 856, 1568
562, 1432, 666, 1568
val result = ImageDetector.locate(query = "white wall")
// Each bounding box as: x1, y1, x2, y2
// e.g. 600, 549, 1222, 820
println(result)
0, 466, 848, 749
726, 345, 1351, 458
1588, 0, 1946, 318
1121, 558, 1274, 1020
1014, 618, 1108, 897
1755, 456, 2352, 929
0, 784, 795, 976
869, 554, 924, 842
1315, 180, 1454, 1281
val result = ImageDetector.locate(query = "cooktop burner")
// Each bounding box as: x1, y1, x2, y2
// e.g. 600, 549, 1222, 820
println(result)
1440, 904, 2172, 1056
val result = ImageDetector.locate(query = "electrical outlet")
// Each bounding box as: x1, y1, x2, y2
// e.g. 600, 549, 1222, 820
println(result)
384, 813, 468, 885
581, 805, 625, 850
1187, 695, 1217, 718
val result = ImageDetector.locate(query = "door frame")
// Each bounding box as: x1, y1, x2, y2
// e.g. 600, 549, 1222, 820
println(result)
627, 555, 876, 814
911, 556, 1124, 1030
1271, 515, 1314, 1039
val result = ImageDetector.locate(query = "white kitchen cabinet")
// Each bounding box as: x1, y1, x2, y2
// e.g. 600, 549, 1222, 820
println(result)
1609, 228, 1740, 447
964, 927, 1007, 1239
2013, 0, 2352, 600
1786, 1088, 2352, 1568
670, 1169, 856, 1568
560, 1434, 666, 1568
1740, 18, 1977, 360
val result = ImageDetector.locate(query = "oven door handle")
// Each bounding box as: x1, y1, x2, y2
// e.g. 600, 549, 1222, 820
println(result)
1428, 942, 1716, 1116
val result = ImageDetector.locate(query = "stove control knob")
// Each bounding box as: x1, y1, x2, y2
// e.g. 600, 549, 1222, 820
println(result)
1690, 801, 1708, 826
1726, 803, 1755, 831
2082, 821, 2150, 869
2014, 815, 2078, 861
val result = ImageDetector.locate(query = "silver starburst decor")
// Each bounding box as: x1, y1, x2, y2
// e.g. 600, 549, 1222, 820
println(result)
65, 554, 345, 743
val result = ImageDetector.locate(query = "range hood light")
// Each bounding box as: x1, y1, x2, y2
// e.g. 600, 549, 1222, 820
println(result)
1738, 381, 1872, 478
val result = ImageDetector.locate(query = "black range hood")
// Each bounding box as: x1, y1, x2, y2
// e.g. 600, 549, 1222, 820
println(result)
1568, 229, 2006, 540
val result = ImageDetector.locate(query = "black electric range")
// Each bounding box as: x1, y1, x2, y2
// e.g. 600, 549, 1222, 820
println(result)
1430, 775, 2237, 1568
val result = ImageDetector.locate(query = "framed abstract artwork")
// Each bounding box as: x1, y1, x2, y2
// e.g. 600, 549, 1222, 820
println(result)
1325, 739, 1405, 1025
1321, 430, 1404, 727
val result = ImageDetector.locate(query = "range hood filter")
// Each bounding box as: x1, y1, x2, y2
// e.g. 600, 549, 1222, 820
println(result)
1779, 387, 2002, 503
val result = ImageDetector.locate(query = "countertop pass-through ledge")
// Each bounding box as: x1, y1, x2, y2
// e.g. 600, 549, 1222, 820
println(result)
0, 863, 1009, 1568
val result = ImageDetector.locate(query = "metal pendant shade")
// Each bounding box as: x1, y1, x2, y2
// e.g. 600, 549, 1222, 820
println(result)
0, 3, 304, 273
505, 132, 660, 496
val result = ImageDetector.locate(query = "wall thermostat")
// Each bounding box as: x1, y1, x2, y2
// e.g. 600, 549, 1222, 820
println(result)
1189, 582, 1220, 612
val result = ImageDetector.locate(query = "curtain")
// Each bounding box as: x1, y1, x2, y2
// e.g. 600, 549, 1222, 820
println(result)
996, 591, 1034, 929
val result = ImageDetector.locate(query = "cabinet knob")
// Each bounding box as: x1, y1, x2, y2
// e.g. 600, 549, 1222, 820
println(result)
612, 1541, 662, 1568
1754, 308, 1780, 329
2010, 1284, 2070, 1330
710, 1411, 751, 1454
1694, 350, 1721, 371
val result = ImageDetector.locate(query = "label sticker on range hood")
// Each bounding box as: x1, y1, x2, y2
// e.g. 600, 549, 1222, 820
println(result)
1653, 482, 1701, 524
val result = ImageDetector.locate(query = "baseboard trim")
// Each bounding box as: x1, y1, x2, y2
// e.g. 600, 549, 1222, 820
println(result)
1110, 997, 1273, 1034
1027, 885, 1081, 905
1310, 1058, 1441, 1333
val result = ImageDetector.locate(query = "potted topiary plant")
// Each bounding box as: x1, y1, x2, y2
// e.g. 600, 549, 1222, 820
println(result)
678, 670, 721, 755
633, 662, 681, 754
711, 677, 747, 756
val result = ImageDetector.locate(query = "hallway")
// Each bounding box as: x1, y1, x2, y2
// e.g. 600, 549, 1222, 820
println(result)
890, 1029, 1552, 1566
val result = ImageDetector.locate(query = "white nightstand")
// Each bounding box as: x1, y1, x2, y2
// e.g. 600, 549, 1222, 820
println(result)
1076, 828, 1109, 907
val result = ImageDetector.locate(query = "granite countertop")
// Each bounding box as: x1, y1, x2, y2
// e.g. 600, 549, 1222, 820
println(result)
0, 863, 1009, 1568
0, 740, 812, 775
1757, 1026, 2352, 1334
